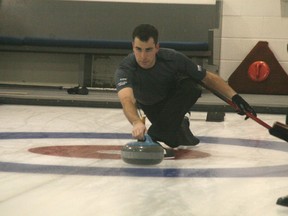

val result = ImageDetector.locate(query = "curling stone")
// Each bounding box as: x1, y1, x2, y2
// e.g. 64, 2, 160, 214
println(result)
121, 134, 164, 165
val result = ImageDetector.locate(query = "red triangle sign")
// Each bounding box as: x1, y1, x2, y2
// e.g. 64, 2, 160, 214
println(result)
228, 41, 288, 95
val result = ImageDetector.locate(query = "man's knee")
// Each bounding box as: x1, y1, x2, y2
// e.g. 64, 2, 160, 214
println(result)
179, 78, 202, 99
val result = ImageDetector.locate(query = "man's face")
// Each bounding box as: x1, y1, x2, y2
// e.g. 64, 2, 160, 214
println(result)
132, 37, 159, 69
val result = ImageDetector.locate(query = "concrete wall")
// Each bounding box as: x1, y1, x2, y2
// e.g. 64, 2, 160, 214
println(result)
0, 1, 219, 42
219, 0, 288, 80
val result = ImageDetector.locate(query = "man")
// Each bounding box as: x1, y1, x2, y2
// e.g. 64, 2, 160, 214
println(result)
115, 24, 256, 149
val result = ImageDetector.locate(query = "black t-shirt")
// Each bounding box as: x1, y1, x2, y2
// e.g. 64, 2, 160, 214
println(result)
115, 48, 206, 105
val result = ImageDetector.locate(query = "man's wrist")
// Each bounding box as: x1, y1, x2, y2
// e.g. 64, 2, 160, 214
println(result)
132, 119, 143, 126
232, 94, 241, 101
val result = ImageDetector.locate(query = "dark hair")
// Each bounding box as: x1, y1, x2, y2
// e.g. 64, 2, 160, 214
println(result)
132, 24, 159, 44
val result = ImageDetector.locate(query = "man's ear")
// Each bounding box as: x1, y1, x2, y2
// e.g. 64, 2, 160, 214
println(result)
156, 43, 160, 52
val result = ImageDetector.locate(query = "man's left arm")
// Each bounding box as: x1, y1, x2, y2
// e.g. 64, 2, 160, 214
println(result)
202, 71, 257, 117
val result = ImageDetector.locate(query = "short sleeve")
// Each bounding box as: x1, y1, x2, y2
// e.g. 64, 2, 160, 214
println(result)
115, 54, 136, 92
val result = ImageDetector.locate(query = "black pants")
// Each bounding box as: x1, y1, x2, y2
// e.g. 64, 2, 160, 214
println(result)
139, 78, 202, 147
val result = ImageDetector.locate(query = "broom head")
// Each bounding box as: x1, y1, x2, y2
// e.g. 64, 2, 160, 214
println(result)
269, 122, 288, 142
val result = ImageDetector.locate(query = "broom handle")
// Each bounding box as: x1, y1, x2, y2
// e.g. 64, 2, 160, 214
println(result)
200, 82, 272, 130
245, 112, 272, 130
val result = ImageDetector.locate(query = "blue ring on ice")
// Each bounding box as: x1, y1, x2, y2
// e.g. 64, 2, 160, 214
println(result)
0, 132, 287, 178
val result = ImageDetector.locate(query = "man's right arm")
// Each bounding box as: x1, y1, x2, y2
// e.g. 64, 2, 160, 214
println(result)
117, 87, 146, 140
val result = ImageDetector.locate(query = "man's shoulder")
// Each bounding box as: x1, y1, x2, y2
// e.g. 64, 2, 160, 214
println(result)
118, 53, 137, 70
158, 48, 184, 60
122, 53, 136, 63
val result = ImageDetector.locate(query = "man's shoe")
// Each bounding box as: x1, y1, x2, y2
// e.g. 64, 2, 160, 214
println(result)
277, 195, 288, 207
67, 86, 89, 95
151, 140, 175, 159
163, 148, 175, 159
177, 117, 200, 146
